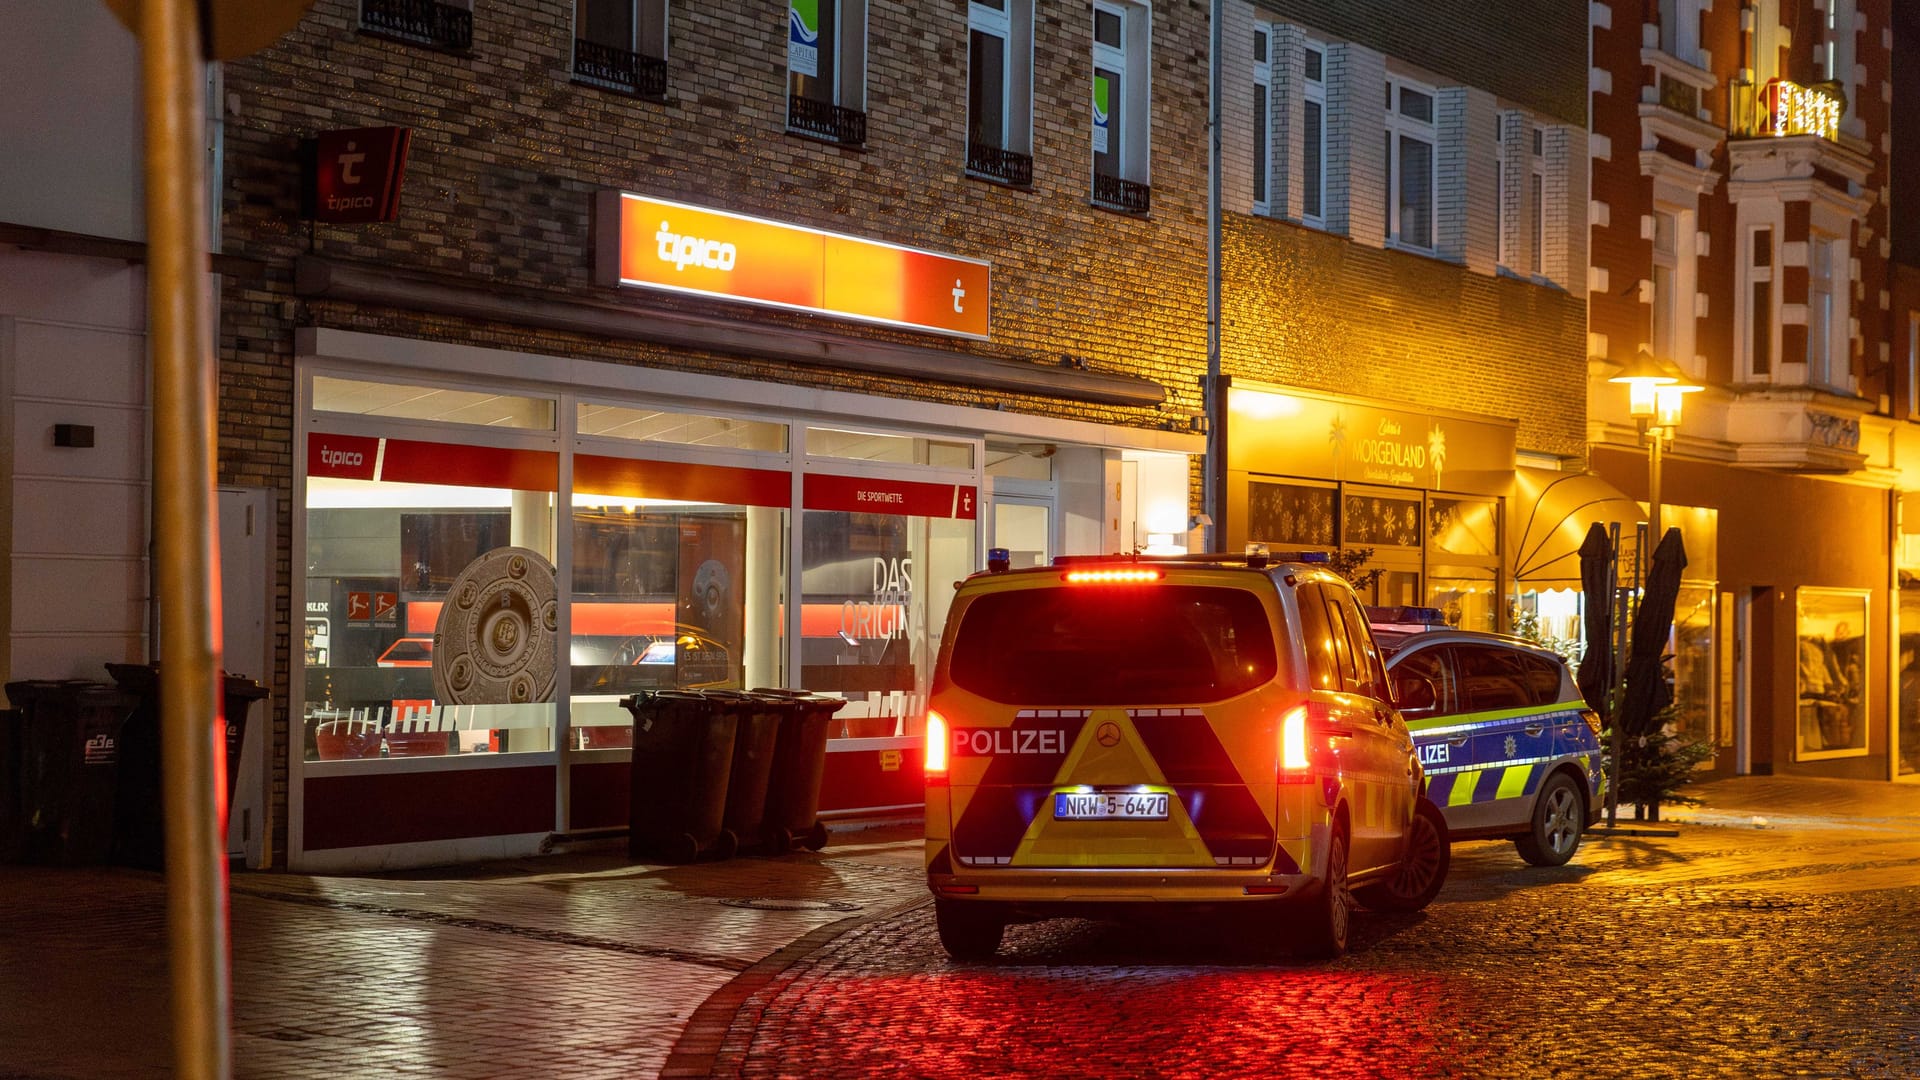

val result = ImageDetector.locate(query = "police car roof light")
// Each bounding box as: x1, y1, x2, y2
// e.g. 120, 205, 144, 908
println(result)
986, 547, 1011, 573
1365, 605, 1447, 626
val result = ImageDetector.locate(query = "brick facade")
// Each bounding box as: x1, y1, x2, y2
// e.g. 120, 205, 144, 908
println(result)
219, 0, 1218, 863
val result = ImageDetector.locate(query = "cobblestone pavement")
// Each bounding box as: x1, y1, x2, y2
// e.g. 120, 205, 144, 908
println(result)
696, 779, 1920, 1080
5, 778, 1920, 1079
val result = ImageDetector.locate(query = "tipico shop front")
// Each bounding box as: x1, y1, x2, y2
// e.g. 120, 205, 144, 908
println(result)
287, 329, 1199, 871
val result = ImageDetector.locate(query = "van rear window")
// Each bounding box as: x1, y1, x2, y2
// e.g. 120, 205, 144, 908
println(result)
948, 585, 1279, 705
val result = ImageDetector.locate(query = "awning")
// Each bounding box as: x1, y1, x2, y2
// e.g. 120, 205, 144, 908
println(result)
1511, 467, 1645, 587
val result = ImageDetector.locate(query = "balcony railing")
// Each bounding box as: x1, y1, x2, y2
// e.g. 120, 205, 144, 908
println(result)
361, 0, 472, 52
966, 141, 1033, 187
1092, 171, 1151, 214
573, 39, 668, 98
788, 96, 867, 147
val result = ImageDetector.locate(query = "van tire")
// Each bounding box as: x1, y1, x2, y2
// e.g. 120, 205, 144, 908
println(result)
1356, 798, 1450, 913
1293, 825, 1352, 960
1516, 772, 1584, 867
935, 899, 1004, 960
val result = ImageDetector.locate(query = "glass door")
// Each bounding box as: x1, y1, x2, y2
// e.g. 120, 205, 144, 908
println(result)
988, 495, 1053, 569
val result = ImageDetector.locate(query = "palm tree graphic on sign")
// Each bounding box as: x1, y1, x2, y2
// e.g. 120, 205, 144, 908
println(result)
1428, 425, 1448, 489
1328, 414, 1348, 481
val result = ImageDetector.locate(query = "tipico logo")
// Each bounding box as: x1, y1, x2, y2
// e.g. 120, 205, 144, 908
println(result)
789, 0, 820, 77
654, 221, 737, 272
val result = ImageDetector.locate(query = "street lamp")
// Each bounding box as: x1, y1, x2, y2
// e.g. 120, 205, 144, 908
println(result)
1607, 348, 1703, 542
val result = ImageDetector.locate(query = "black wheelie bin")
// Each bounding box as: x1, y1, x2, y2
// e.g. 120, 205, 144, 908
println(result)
623, 690, 739, 863
6, 679, 136, 865
704, 689, 782, 855
753, 689, 845, 852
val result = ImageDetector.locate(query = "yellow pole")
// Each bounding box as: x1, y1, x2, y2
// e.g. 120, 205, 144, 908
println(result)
139, 1, 231, 1076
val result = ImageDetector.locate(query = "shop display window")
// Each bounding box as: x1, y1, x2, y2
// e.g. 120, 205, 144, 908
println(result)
1670, 584, 1715, 749
806, 426, 975, 468
1429, 566, 1499, 634
1342, 490, 1422, 549
577, 402, 786, 451
1898, 579, 1920, 777
1795, 587, 1869, 760
313, 375, 556, 430
304, 464, 559, 762
567, 473, 788, 750
800, 508, 972, 739
1244, 480, 1336, 548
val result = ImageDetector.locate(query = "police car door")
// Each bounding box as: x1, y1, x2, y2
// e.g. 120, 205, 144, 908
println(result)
1308, 583, 1410, 875
1446, 643, 1554, 833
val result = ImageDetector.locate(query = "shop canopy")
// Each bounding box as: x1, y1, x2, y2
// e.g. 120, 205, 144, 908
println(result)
1511, 468, 1646, 588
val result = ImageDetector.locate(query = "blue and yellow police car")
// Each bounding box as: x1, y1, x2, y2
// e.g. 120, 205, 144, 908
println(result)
1370, 609, 1604, 867
924, 549, 1451, 961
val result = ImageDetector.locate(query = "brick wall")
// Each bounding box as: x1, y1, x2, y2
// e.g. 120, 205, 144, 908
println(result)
1221, 216, 1589, 460
219, 0, 1219, 862
1253, 0, 1588, 125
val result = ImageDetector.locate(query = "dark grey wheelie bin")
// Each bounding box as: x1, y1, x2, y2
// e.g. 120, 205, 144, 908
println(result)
623, 690, 739, 863
704, 690, 781, 854
6, 679, 136, 865
753, 689, 845, 852
106, 663, 270, 870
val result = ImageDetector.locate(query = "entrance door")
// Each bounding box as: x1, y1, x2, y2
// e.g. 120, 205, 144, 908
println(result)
218, 486, 274, 867
988, 495, 1053, 570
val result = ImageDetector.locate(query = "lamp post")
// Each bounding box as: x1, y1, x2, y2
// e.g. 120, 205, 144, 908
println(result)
1607, 347, 1703, 547
1603, 348, 1702, 825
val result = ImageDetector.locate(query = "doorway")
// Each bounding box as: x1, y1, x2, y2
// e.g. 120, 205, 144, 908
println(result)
988, 495, 1053, 570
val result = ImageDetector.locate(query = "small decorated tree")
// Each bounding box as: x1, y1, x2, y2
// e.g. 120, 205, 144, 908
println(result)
1614, 700, 1714, 822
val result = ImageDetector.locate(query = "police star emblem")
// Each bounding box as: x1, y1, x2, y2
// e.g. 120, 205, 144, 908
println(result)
1504, 734, 1517, 758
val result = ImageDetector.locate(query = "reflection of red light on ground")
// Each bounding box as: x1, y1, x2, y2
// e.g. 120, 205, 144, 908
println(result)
761, 971, 1470, 1078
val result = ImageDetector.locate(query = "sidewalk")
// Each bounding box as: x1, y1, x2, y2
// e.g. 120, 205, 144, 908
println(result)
3, 776, 1917, 1079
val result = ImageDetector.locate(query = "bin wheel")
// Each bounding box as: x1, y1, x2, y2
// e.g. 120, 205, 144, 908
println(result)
711, 829, 740, 861
764, 826, 797, 853
664, 832, 701, 865
802, 821, 829, 851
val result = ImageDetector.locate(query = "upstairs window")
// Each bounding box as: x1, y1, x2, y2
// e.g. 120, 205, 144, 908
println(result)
1657, 0, 1704, 67
1745, 226, 1775, 379
1529, 128, 1545, 276
787, 0, 869, 146
1302, 43, 1326, 225
1651, 209, 1678, 363
968, 0, 1034, 186
1385, 77, 1435, 251
1494, 117, 1510, 267
1808, 235, 1840, 388
1252, 28, 1270, 213
360, 0, 473, 52
1091, 1, 1150, 213
573, 0, 668, 99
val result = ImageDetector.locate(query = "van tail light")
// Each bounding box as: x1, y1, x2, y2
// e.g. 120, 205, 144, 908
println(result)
1278, 705, 1311, 781
1581, 708, 1603, 740
925, 710, 950, 780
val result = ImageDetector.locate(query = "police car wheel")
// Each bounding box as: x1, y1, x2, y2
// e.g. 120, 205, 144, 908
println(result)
1293, 826, 1352, 960
1516, 772, 1584, 867
1356, 798, 1450, 913
935, 898, 1005, 960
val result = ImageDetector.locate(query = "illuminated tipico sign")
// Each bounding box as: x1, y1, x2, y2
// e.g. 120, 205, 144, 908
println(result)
592, 191, 991, 340
1760, 79, 1842, 142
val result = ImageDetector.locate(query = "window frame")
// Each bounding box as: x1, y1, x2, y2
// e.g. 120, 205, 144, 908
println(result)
1089, 0, 1151, 208
785, 0, 870, 144
1252, 26, 1271, 214
1651, 208, 1679, 364
1807, 232, 1845, 390
1385, 74, 1438, 253
1908, 310, 1919, 420
1742, 225, 1777, 380
1528, 127, 1546, 277
1301, 40, 1327, 227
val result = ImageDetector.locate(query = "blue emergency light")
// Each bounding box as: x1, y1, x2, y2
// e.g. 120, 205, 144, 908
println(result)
986, 547, 1011, 572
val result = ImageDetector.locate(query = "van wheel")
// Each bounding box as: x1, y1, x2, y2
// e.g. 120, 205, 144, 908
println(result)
935, 899, 1004, 960
1356, 798, 1450, 913
1293, 825, 1352, 960
1516, 772, 1584, 867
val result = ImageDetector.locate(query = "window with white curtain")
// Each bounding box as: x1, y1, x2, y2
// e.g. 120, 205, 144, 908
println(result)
1385, 76, 1435, 251
1302, 42, 1326, 225
1253, 27, 1270, 213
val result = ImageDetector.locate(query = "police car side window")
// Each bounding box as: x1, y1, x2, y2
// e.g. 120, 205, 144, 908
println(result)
1392, 647, 1453, 716
1335, 591, 1390, 701
1321, 591, 1364, 693
1449, 645, 1533, 712
1521, 654, 1567, 706
1295, 583, 1340, 691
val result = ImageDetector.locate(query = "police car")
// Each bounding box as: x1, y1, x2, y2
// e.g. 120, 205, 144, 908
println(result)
923, 548, 1451, 961
1369, 609, 1604, 867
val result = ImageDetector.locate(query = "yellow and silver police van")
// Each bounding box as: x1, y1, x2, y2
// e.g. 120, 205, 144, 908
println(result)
1370, 610, 1605, 867
923, 549, 1450, 960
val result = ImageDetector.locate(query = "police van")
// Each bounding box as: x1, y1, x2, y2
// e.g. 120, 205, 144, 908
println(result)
1370, 610, 1604, 867
923, 548, 1450, 961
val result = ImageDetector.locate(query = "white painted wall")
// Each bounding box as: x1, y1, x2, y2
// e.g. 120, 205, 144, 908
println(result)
0, 252, 150, 693
1, 2, 146, 240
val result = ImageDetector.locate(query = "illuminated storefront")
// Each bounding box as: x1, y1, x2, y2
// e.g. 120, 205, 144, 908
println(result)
288, 330, 1197, 870
1224, 384, 1515, 633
